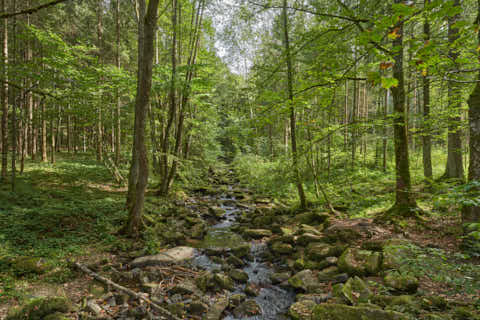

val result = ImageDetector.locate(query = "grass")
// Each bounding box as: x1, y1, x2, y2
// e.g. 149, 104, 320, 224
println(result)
0, 153, 128, 302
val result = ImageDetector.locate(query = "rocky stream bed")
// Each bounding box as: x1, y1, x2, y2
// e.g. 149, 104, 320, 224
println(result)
5, 180, 480, 320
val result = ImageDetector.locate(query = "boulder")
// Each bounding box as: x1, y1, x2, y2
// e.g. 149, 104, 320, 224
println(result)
338, 248, 381, 276
288, 270, 317, 291
296, 233, 325, 246
272, 241, 295, 255
333, 276, 372, 304
382, 240, 414, 270
168, 281, 199, 296
10, 257, 50, 275
384, 271, 419, 293
231, 244, 251, 258
312, 304, 410, 320
208, 206, 225, 217
131, 246, 195, 267
229, 293, 246, 308
232, 299, 262, 318
203, 296, 229, 320
289, 300, 316, 320
195, 271, 215, 293
187, 301, 208, 316
243, 229, 272, 239
307, 243, 341, 261
297, 211, 330, 225
270, 272, 291, 284
229, 269, 249, 283
6, 297, 70, 320
213, 273, 234, 291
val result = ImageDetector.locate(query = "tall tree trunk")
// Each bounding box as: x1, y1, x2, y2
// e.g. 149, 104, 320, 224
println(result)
383, 89, 388, 172
96, 0, 103, 162
444, 0, 464, 181
11, 0, 15, 190
282, 0, 306, 209
388, 0, 417, 215
115, 0, 121, 164
423, 0, 433, 180
27, 1, 33, 159
124, 0, 160, 238
1, 0, 8, 181
463, 0, 480, 251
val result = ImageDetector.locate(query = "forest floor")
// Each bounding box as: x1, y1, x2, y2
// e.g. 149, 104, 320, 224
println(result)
0, 154, 479, 319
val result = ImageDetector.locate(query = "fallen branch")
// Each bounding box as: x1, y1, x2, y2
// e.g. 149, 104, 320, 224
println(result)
74, 262, 182, 320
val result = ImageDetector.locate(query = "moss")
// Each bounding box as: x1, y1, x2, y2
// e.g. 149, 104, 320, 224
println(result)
11, 257, 50, 275
384, 271, 419, 293
338, 248, 382, 276
289, 300, 316, 320
312, 303, 410, 320
43, 313, 70, 320
6, 297, 70, 320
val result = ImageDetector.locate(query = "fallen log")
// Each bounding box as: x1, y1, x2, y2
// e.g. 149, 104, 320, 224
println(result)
74, 262, 182, 320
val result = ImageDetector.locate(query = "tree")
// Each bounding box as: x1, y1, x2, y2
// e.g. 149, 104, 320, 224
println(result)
387, 0, 417, 216
422, 0, 432, 182
282, 0, 306, 209
464, 0, 480, 252
1, 0, 8, 181
124, 0, 160, 238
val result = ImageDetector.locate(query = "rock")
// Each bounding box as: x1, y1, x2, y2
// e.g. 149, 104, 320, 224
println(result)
86, 299, 102, 316
10, 257, 50, 275
231, 244, 251, 258
270, 272, 291, 284
272, 241, 295, 254
131, 246, 196, 267
289, 300, 316, 320
421, 296, 448, 311
188, 301, 208, 316
297, 211, 330, 225
307, 243, 341, 261
163, 230, 186, 244
166, 303, 185, 317
213, 273, 234, 291
384, 271, 419, 293
243, 229, 272, 239
226, 254, 245, 267
43, 313, 69, 320
382, 240, 414, 270
6, 297, 70, 320
323, 219, 380, 243
233, 299, 262, 318
245, 283, 260, 297
168, 281, 199, 295
312, 304, 410, 320
296, 293, 331, 304
288, 270, 317, 291
208, 206, 226, 217
229, 269, 249, 283
316, 266, 340, 281
338, 248, 382, 276
300, 224, 323, 235
386, 295, 420, 314
229, 293, 247, 308
204, 296, 229, 320
334, 276, 372, 304
196, 271, 215, 293
191, 223, 207, 239
296, 233, 325, 246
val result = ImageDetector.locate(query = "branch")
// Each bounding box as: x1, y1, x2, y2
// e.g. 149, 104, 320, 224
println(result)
74, 262, 182, 320
4, 80, 61, 100
0, 0, 72, 19
247, 0, 369, 23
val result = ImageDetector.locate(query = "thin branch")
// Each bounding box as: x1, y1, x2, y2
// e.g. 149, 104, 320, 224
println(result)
4, 80, 61, 100
0, 0, 72, 19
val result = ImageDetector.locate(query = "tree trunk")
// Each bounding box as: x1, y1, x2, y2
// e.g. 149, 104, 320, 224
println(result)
388, 0, 417, 215
444, 0, 464, 181
282, 0, 306, 209
463, 0, 480, 251
1, 0, 8, 181
124, 0, 160, 238
115, 0, 121, 164
422, 0, 432, 180
96, 0, 103, 162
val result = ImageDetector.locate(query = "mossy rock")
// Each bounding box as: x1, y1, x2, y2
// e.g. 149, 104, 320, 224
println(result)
297, 211, 330, 225
195, 271, 215, 292
420, 296, 448, 311
386, 295, 421, 315
289, 300, 316, 320
271, 241, 294, 255
6, 297, 70, 320
232, 299, 261, 318
43, 313, 70, 320
213, 273, 234, 291
288, 270, 317, 291
422, 313, 452, 320
334, 276, 372, 305
384, 271, 419, 293
382, 240, 414, 270
306, 243, 337, 261
11, 257, 50, 275
312, 303, 410, 320
453, 306, 480, 320
229, 269, 249, 283
338, 248, 382, 276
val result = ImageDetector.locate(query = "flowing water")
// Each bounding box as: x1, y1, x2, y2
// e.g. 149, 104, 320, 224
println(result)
192, 191, 295, 320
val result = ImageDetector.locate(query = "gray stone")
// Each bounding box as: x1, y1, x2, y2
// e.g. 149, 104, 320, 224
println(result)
131, 247, 196, 267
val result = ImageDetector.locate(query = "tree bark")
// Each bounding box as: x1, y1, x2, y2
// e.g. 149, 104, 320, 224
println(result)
389, 0, 417, 215
282, 0, 306, 209
463, 0, 480, 250
422, 0, 433, 181
444, 0, 464, 181
96, 0, 103, 162
115, 0, 121, 165
1, 0, 8, 181
124, 0, 160, 238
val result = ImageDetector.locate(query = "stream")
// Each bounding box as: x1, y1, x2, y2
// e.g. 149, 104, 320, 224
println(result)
191, 189, 295, 320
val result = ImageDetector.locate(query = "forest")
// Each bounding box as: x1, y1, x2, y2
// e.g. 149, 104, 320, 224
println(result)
0, 0, 479, 319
